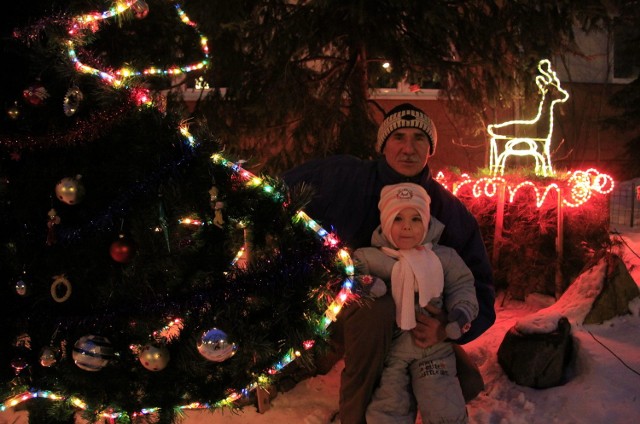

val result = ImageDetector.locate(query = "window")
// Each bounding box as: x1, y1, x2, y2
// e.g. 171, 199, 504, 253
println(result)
613, 16, 640, 82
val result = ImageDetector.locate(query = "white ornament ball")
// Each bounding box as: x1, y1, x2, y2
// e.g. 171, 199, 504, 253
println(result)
197, 328, 237, 362
138, 344, 170, 371
72, 335, 114, 371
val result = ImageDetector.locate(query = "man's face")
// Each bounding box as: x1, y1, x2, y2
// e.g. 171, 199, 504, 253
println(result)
382, 128, 430, 177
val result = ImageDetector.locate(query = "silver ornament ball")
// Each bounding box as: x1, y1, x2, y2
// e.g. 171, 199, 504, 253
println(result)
72, 335, 114, 371
197, 328, 237, 362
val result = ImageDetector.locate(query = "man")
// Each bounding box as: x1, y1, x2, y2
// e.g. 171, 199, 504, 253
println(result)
282, 103, 495, 424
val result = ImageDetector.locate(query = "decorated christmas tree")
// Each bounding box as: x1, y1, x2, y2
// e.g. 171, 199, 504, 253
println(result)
1, 2, 352, 422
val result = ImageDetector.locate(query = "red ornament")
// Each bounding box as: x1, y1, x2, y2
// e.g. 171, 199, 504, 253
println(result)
131, 0, 150, 19
110, 235, 136, 263
23, 83, 49, 106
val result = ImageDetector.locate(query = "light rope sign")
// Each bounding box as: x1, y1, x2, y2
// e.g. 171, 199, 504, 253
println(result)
489, 59, 569, 177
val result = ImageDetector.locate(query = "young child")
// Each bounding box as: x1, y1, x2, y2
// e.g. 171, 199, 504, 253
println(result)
353, 182, 479, 424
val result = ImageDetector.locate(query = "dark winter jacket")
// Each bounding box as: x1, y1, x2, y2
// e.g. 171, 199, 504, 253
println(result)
282, 154, 495, 343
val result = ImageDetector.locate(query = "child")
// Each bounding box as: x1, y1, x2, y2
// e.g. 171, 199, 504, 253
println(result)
353, 182, 479, 424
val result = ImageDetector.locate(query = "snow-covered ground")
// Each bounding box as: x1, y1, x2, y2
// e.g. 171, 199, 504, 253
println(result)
2, 230, 639, 424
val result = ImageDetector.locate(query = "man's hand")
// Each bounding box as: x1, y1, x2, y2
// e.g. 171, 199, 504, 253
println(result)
410, 304, 447, 348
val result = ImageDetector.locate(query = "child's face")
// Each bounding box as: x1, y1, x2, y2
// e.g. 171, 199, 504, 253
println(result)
390, 207, 425, 249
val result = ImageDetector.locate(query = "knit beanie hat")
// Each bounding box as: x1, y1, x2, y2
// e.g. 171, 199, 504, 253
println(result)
376, 103, 437, 156
378, 182, 431, 248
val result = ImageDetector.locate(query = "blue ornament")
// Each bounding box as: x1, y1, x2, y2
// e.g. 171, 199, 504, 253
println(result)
72, 335, 115, 371
197, 328, 237, 362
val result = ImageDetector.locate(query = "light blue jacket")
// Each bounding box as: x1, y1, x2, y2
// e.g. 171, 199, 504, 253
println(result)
353, 216, 479, 338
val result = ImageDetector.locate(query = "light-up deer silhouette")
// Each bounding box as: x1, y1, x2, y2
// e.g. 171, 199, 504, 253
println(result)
488, 59, 569, 177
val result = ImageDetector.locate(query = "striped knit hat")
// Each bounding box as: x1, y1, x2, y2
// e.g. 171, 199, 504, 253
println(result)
376, 103, 437, 156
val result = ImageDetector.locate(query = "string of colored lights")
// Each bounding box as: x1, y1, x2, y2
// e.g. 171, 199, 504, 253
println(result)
209, 151, 355, 328
435, 168, 614, 208
66, 0, 210, 88
0, 389, 227, 418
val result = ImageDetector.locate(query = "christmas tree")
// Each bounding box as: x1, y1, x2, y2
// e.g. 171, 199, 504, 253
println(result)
1, 2, 351, 422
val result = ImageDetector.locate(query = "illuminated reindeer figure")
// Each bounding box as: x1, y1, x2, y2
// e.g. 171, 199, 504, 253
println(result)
488, 59, 569, 177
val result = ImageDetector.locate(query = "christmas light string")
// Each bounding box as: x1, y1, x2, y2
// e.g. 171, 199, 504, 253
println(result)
435, 168, 614, 208
66, 0, 209, 88
209, 151, 355, 328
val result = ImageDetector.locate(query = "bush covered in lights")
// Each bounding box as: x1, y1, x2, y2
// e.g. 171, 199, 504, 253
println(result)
437, 168, 615, 300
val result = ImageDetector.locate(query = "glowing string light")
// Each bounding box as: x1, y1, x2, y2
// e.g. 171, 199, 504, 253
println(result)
488, 59, 570, 177
437, 169, 614, 208
177, 121, 200, 148
229, 246, 246, 267
152, 317, 184, 341
66, 1, 210, 88
208, 151, 355, 323
204, 134, 359, 406
178, 217, 205, 226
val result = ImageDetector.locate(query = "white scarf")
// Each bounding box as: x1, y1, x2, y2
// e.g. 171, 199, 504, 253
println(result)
381, 243, 444, 330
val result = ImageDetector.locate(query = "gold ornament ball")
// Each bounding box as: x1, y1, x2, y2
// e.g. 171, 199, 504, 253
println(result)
39, 346, 59, 367
131, 0, 150, 19
55, 175, 84, 205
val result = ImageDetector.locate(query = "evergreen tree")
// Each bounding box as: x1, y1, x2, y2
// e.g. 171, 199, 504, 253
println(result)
1, 2, 347, 422
185, 0, 613, 173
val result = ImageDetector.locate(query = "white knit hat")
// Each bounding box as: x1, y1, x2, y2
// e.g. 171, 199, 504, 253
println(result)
378, 183, 431, 247
376, 103, 437, 155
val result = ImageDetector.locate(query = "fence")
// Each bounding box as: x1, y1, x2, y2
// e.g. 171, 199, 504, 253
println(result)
609, 177, 640, 231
